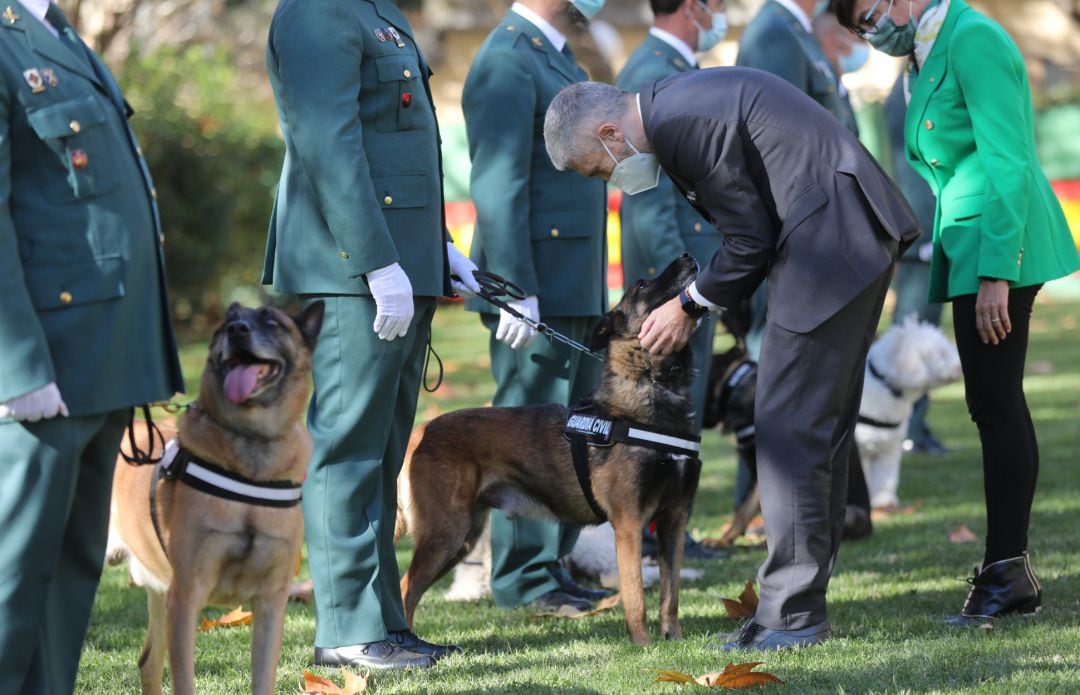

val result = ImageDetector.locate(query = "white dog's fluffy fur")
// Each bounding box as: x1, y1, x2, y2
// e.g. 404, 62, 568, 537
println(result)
856, 317, 962, 509
443, 520, 703, 601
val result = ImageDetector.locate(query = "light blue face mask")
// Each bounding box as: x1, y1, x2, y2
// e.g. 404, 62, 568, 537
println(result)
601, 137, 660, 195
839, 42, 870, 73
571, 0, 605, 20
863, 0, 917, 57
693, 4, 728, 53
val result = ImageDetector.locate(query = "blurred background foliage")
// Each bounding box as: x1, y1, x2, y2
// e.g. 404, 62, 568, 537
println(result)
56, 0, 1080, 336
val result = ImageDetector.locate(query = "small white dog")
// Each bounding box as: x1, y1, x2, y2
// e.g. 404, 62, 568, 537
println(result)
443, 519, 703, 601
856, 316, 962, 509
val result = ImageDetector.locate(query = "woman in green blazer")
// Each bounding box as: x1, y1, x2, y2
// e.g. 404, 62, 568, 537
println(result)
834, 0, 1080, 623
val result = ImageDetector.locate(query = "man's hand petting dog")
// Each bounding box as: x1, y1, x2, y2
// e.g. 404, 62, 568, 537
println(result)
639, 295, 696, 355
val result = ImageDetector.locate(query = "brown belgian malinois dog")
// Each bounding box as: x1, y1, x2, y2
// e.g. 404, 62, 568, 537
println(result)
107, 301, 323, 695
396, 255, 701, 644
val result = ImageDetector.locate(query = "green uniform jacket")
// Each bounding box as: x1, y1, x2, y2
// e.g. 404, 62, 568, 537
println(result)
263, 0, 450, 297
907, 0, 1080, 301
616, 34, 721, 286
737, 0, 858, 134
0, 3, 182, 415
462, 9, 607, 318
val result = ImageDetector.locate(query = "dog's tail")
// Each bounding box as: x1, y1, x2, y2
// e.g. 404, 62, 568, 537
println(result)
394, 423, 428, 544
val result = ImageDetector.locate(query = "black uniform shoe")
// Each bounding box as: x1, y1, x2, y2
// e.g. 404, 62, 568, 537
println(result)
389, 630, 460, 660
946, 552, 1042, 625
560, 578, 613, 602
710, 619, 830, 651
531, 588, 593, 613
684, 535, 728, 560
313, 640, 435, 669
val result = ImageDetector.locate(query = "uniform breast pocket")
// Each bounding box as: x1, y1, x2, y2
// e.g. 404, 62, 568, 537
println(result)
374, 55, 426, 132
26, 95, 119, 202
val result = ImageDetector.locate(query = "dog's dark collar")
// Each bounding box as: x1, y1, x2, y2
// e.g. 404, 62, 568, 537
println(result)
867, 359, 904, 399
563, 401, 701, 458
857, 414, 904, 429
159, 439, 302, 508
717, 360, 756, 417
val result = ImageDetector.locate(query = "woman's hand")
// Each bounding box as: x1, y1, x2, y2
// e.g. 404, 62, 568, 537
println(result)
975, 279, 1011, 345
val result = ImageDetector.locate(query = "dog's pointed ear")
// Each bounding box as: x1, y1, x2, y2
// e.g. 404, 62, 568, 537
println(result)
588, 310, 625, 351
292, 301, 325, 351
225, 302, 244, 319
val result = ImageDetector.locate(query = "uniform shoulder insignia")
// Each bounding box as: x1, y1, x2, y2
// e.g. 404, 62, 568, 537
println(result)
3, 6, 19, 24
532, 36, 543, 48
506, 24, 516, 31
673, 58, 686, 68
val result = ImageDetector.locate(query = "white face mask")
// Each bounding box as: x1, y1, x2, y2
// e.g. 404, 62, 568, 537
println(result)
694, 11, 728, 53
600, 136, 661, 195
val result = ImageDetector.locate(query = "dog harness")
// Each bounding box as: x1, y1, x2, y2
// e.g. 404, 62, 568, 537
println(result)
859, 360, 904, 429
562, 400, 701, 521
158, 439, 303, 508
716, 360, 757, 450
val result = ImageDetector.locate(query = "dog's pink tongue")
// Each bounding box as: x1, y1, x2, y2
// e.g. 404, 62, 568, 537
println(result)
224, 364, 262, 404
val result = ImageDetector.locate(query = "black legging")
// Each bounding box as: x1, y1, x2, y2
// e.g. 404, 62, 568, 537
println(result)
951, 284, 1042, 564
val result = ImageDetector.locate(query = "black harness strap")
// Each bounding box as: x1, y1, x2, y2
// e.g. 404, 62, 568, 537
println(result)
569, 435, 608, 522
857, 413, 904, 429
148, 456, 169, 558
163, 444, 302, 508
868, 360, 904, 399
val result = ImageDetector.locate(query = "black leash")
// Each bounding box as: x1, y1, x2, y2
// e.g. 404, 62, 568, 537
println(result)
471, 271, 605, 362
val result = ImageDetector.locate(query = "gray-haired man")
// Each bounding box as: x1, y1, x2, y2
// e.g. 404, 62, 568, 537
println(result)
544, 70, 919, 650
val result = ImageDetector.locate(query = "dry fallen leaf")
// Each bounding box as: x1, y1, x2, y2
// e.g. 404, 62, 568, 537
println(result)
870, 500, 924, 521
652, 662, 783, 689
535, 592, 621, 619
300, 668, 368, 695
949, 524, 978, 544
197, 606, 253, 632
721, 580, 758, 621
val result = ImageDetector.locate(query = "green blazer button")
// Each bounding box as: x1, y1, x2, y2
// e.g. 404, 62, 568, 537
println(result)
924, 119, 934, 130
383, 195, 393, 205
403, 69, 412, 78
550, 228, 559, 238
59, 291, 73, 305
930, 158, 940, 166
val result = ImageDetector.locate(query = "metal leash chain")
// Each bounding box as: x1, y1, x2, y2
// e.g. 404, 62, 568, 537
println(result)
469, 270, 605, 362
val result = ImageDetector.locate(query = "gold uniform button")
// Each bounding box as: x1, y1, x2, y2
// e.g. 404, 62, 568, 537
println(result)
383, 195, 393, 205
59, 291, 73, 305
340, 251, 349, 259
930, 158, 940, 166
924, 119, 934, 130
403, 69, 412, 78
694, 223, 702, 232
648, 267, 656, 275
550, 228, 559, 238
69, 120, 81, 133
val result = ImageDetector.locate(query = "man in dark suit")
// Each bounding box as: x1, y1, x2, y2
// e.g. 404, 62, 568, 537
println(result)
0, 1, 184, 691
544, 69, 919, 650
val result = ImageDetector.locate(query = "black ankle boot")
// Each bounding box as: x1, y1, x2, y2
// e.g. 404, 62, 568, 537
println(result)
947, 552, 1042, 624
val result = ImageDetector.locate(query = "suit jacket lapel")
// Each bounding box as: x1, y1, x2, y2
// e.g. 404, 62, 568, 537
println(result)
905, 0, 968, 148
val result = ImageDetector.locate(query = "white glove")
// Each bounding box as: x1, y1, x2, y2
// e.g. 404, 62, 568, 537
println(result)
0, 382, 69, 422
446, 242, 481, 298
367, 262, 414, 341
496, 295, 540, 349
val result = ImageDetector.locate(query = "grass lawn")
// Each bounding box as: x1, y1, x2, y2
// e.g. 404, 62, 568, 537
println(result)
79, 293, 1080, 694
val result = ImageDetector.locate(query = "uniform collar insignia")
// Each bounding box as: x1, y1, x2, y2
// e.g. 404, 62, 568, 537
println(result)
3, 5, 19, 24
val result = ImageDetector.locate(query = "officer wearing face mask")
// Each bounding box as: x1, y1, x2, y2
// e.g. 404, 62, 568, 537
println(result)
462, 0, 609, 614
812, 9, 868, 134
614, 0, 729, 561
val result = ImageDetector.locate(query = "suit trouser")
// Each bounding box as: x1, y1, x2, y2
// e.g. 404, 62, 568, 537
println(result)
481, 313, 601, 608
753, 268, 891, 630
0, 409, 128, 695
302, 295, 435, 647
688, 312, 716, 433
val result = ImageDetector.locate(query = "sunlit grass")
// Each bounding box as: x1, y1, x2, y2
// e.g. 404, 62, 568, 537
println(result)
80, 296, 1080, 693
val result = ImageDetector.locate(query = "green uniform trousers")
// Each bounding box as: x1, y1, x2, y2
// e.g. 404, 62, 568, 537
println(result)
481, 314, 601, 607
302, 295, 435, 647
0, 409, 128, 695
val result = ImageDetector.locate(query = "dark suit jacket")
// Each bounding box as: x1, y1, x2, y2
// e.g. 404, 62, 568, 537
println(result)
640, 68, 920, 333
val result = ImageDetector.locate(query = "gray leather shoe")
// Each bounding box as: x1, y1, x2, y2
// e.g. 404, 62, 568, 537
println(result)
531, 588, 593, 613
389, 629, 460, 660
313, 640, 435, 669
710, 620, 830, 651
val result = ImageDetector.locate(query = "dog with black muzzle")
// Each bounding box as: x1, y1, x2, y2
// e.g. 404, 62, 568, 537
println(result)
396, 255, 702, 645
106, 301, 323, 695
